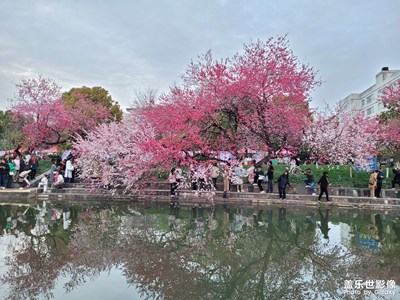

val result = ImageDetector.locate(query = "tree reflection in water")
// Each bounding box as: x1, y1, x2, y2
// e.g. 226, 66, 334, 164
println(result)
0, 203, 399, 300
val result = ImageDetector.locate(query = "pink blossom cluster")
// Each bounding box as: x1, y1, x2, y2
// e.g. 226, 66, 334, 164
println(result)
377, 79, 400, 150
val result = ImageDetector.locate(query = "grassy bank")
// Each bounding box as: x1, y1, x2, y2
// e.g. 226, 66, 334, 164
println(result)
161, 163, 395, 189
268, 164, 393, 189
37, 159, 52, 176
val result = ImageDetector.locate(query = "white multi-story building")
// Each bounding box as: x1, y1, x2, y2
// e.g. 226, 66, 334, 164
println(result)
339, 67, 400, 117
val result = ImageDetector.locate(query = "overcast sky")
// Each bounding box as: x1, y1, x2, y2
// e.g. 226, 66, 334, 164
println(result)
0, 0, 399, 112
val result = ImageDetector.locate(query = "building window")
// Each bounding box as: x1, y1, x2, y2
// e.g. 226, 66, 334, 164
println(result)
367, 106, 374, 116
361, 100, 365, 107
366, 95, 373, 104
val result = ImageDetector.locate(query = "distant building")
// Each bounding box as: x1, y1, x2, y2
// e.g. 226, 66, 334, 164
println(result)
339, 67, 400, 117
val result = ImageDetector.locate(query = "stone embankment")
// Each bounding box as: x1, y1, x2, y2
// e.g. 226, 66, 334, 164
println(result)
0, 177, 399, 210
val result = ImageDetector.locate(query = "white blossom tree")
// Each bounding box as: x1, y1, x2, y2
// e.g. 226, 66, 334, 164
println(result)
302, 107, 381, 166
73, 112, 154, 193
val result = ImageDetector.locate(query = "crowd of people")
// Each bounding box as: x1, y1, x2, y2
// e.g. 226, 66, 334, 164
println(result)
2, 146, 400, 200
0, 146, 75, 191
368, 166, 400, 198
45, 154, 75, 191
166, 160, 339, 201
166, 158, 400, 202
0, 148, 40, 189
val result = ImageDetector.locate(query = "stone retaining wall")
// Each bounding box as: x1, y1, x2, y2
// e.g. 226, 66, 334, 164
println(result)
0, 181, 399, 211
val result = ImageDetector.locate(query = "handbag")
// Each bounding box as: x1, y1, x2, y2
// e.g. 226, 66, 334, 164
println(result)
9, 171, 15, 176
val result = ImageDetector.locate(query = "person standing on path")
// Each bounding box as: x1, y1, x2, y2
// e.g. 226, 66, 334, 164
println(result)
277, 170, 290, 200
233, 163, 245, 192
7, 158, 16, 188
318, 172, 330, 202
223, 163, 231, 198
255, 165, 265, 194
392, 168, 400, 190
368, 170, 378, 198
13, 156, 21, 182
209, 162, 220, 190
49, 159, 60, 186
266, 161, 274, 193
0, 159, 7, 189
168, 168, 178, 197
375, 167, 384, 198
65, 158, 75, 183
29, 155, 39, 180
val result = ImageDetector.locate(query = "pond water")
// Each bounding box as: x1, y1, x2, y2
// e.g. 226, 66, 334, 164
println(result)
0, 201, 399, 300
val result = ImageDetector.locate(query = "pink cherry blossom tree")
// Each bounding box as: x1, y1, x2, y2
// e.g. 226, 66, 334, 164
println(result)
10, 75, 73, 146
74, 36, 320, 191
10, 75, 113, 148
143, 36, 319, 167
377, 79, 400, 155
379, 79, 400, 110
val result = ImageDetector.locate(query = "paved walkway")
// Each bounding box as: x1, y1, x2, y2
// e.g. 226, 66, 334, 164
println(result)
1, 180, 399, 211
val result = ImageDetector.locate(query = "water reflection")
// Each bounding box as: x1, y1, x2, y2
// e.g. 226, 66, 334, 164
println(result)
318, 209, 330, 239
0, 202, 399, 300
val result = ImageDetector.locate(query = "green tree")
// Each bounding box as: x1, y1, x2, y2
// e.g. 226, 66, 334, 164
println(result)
62, 86, 123, 121
0, 110, 21, 149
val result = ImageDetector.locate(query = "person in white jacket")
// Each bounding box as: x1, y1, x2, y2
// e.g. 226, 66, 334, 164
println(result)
38, 174, 48, 192
65, 159, 74, 183
18, 170, 31, 189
